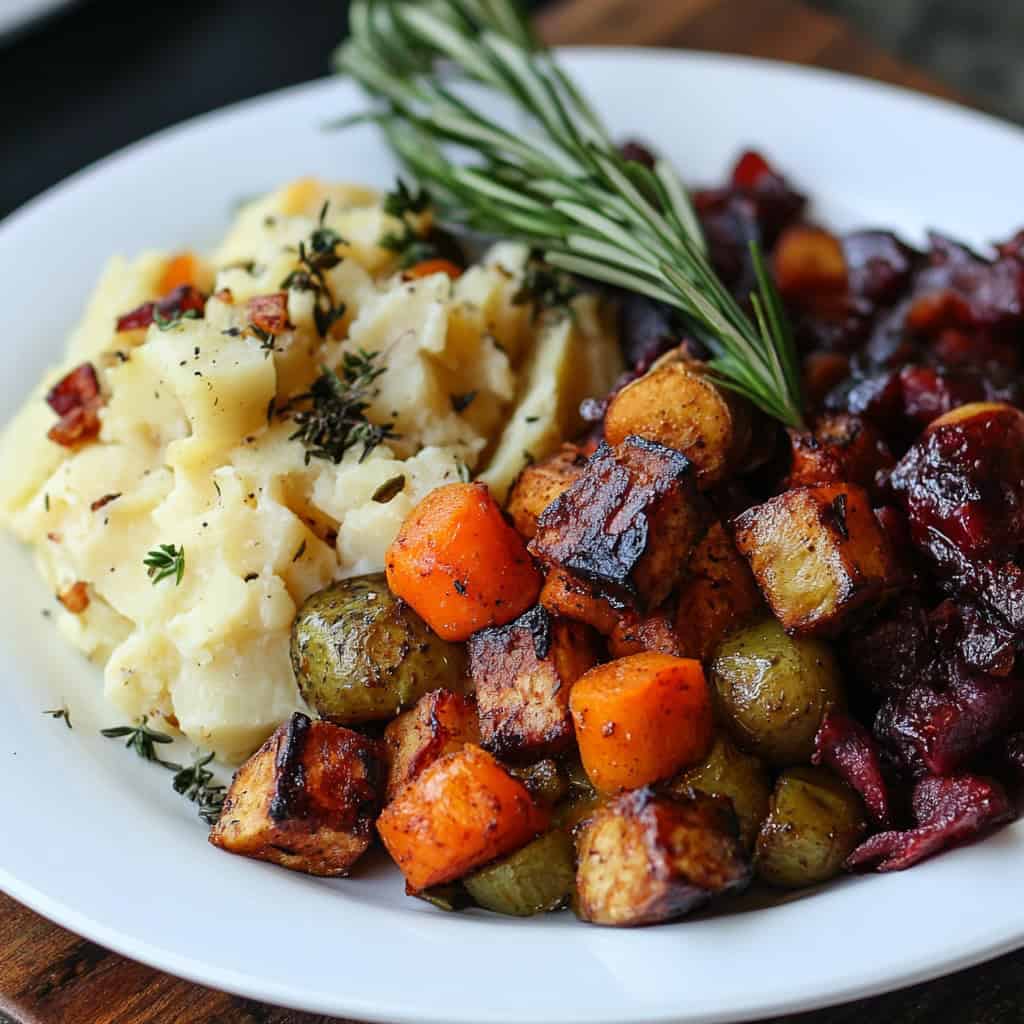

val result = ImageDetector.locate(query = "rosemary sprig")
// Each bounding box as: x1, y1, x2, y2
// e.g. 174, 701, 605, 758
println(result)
172, 752, 227, 825
144, 543, 185, 586
334, 0, 804, 428
101, 716, 180, 769
284, 349, 400, 464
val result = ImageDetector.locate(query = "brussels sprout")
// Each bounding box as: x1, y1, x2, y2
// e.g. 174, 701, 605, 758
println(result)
668, 734, 772, 850
511, 759, 570, 807
710, 618, 843, 765
464, 830, 576, 916
754, 765, 867, 888
291, 574, 468, 724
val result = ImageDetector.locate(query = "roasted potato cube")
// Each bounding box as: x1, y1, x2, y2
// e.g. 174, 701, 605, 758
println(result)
383, 689, 480, 802
772, 224, 847, 298
674, 521, 763, 662
574, 788, 750, 926
786, 413, 893, 492
732, 483, 902, 634
506, 443, 589, 539
539, 565, 624, 636
608, 608, 683, 659
468, 605, 597, 760
530, 437, 710, 625
604, 355, 755, 488
210, 712, 383, 877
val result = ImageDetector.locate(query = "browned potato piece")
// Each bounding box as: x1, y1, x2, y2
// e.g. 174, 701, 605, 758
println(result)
674, 521, 763, 662
732, 484, 902, 635
530, 437, 710, 628
383, 689, 480, 802
574, 788, 751, 926
786, 414, 893, 492
607, 608, 683, 658
469, 605, 597, 760
506, 443, 589, 539
539, 565, 624, 636
772, 224, 847, 297
210, 712, 383, 877
603, 356, 754, 488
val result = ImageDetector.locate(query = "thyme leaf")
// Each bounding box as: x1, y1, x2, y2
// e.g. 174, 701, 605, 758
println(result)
144, 543, 185, 586
101, 716, 180, 769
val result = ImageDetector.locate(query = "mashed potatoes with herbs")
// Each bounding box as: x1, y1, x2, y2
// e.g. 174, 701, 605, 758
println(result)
0, 178, 621, 760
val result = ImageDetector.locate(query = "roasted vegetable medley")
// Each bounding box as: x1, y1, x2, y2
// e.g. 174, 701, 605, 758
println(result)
210, 149, 1024, 927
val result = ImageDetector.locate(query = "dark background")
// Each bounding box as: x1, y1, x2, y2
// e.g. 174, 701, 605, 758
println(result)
1, 0, 1021, 223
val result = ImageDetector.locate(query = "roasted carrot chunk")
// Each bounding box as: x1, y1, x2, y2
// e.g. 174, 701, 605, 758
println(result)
385, 482, 542, 641
377, 743, 549, 891
403, 258, 463, 281
158, 251, 201, 295
570, 653, 713, 793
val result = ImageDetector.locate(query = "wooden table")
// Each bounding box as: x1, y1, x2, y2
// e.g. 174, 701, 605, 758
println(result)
1, 2, 1017, 1022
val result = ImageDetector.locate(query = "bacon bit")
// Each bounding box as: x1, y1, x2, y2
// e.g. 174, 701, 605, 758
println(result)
246, 292, 292, 335
46, 531, 62, 543
813, 706, 891, 827
58, 581, 90, 614
846, 773, 1012, 872
213, 288, 234, 305
45, 363, 104, 448
90, 492, 122, 512
403, 258, 463, 281
115, 284, 207, 332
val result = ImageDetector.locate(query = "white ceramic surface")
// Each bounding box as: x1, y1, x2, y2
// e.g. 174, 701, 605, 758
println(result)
1, 50, 1023, 1024
0, 0, 72, 40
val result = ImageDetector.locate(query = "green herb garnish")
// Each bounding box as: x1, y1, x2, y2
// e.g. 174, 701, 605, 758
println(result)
101, 716, 179, 768
334, 0, 803, 428
153, 308, 201, 331
43, 705, 72, 729
284, 349, 400, 464
513, 258, 580, 320
172, 752, 227, 825
281, 201, 348, 337
144, 544, 185, 586
380, 179, 441, 269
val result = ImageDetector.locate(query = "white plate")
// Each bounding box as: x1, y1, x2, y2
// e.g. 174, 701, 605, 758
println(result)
1, 49, 1023, 1024
0, 0, 73, 40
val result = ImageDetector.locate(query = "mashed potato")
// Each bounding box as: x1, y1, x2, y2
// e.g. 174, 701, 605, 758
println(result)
0, 178, 622, 760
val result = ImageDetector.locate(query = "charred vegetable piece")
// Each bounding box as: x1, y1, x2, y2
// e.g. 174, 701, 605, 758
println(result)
570, 653, 713, 793
754, 765, 866, 888
608, 608, 683, 659
45, 362, 103, 447
413, 883, 473, 912
377, 744, 549, 892
847, 774, 1012, 872
530, 437, 710, 628
575, 788, 751, 926
506, 443, 589, 540
209, 713, 383, 877
732, 483, 904, 635
929, 600, 1017, 678
668, 734, 771, 850
813, 707, 891, 827
603, 355, 755, 488
386, 482, 542, 642
468, 605, 597, 761
290, 575, 468, 725
785, 414, 893, 493
383, 689, 480, 802
464, 830, 576, 916
674, 521, 763, 663
842, 598, 934, 698
538, 565, 625, 636
711, 617, 843, 766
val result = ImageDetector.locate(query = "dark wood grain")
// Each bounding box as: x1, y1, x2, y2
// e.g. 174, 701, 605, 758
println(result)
0, 1, 1011, 1022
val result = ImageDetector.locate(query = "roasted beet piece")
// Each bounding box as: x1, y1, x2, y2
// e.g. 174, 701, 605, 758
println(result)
530, 437, 709, 618
619, 139, 657, 169
846, 773, 1013, 872
45, 362, 103, 447
115, 284, 206, 332
890, 403, 1024, 564
616, 293, 690, 373
874, 663, 1020, 778
825, 367, 903, 429
843, 598, 935, 698
725, 149, 806, 245
785, 413, 893, 493
897, 365, 986, 428
813, 706, 891, 826
842, 230, 919, 305
1002, 733, 1024, 778
929, 600, 1017, 678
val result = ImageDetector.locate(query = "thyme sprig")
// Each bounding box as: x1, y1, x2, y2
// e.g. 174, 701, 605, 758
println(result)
144, 543, 185, 586
281, 201, 348, 337
172, 752, 227, 825
380, 179, 441, 269
101, 716, 179, 769
43, 705, 72, 729
334, 0, 803, 428
512, 257, 580, 320
284, 349, 400, 464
